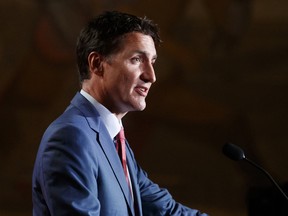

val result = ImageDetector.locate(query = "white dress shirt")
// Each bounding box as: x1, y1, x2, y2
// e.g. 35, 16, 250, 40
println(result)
80, 89, 121, 139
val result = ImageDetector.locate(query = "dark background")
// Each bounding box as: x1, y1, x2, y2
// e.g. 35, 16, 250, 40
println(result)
1, 0, 288, 215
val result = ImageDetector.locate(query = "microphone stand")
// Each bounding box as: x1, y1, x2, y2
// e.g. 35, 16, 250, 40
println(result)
244, 157, 288, 202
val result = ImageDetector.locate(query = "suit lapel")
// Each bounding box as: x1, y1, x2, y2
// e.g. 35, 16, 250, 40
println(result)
98, 123, 134, 211
71, 92, 135, 215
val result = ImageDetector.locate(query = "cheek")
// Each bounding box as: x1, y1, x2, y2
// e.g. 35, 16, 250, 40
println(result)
108, 74, 130, 97
121, 73, 138, 89
109, 65, 139, 94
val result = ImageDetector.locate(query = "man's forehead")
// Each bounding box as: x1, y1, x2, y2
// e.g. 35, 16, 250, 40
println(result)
121, 33, 157, 54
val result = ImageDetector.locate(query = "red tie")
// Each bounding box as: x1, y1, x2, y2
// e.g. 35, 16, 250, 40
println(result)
115, 127, 133, 194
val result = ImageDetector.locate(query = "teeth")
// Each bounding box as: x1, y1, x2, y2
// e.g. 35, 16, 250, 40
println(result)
135, 86, 148, 95
138, 87, 145, 92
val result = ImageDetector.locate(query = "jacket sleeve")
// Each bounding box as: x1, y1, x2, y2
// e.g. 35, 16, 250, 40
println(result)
35, 124, 101, 215
127, 145, 209, 216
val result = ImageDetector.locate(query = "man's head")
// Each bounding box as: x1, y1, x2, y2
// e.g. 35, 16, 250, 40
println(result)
76, 11, 161, 82
76, 11, 161, 119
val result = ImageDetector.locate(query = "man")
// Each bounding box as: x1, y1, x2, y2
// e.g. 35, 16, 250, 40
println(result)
32, 11, 208, 216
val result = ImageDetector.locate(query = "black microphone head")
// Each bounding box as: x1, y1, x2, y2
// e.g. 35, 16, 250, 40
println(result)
222, 143, 246, 161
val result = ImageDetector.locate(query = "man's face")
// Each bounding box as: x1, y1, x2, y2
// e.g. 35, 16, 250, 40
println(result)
100, 32, 157, 117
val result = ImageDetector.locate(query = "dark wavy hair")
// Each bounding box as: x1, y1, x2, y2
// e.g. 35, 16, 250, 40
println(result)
76, 11, 161, 82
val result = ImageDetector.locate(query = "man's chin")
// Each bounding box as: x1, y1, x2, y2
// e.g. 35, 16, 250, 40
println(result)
131, 102, 146, 112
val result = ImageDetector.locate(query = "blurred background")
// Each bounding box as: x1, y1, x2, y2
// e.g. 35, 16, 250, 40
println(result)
0, 0, 288, 215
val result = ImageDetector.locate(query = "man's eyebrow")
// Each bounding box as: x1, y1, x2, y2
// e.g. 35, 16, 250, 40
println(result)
133, 50, 157, 60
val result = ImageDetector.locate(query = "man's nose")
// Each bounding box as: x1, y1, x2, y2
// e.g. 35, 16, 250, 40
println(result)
141, 62, 156, 83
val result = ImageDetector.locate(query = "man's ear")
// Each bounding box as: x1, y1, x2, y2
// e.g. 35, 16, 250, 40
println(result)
88, 52, 104, 76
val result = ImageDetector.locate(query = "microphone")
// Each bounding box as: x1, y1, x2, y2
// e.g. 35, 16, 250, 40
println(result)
222, 142, 288, 202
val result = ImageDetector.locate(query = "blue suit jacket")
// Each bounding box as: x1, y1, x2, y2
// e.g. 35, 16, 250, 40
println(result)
32, 92, 208, 216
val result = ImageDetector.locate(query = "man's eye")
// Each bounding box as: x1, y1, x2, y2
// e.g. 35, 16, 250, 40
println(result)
131, 57, 141, 63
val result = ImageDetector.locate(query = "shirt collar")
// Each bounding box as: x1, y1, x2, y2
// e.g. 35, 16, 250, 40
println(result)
80, 89, 121, 139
